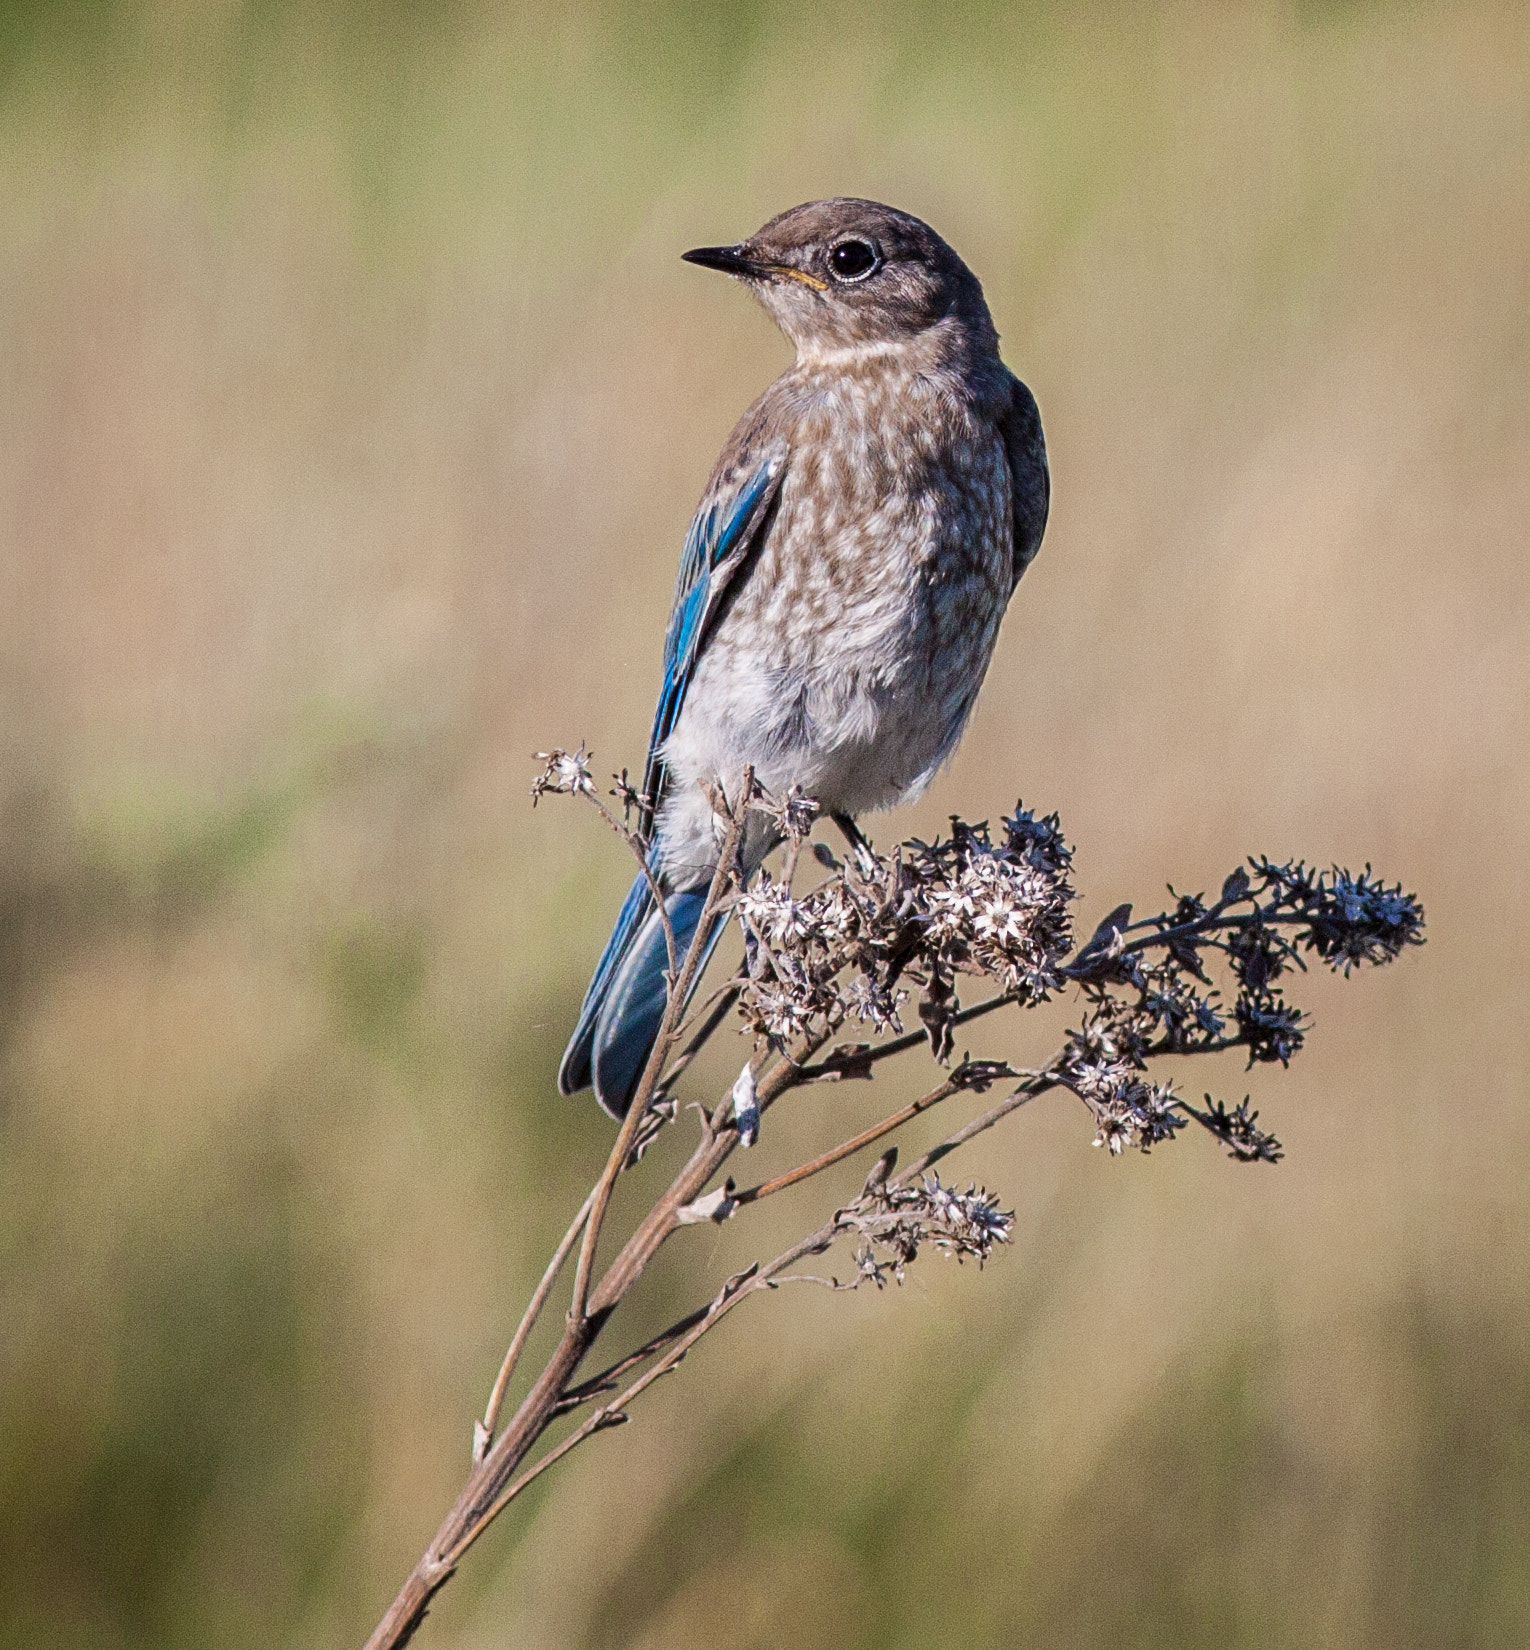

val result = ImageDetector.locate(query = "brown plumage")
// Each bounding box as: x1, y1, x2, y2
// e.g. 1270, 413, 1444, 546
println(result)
563, 198, 1049, 1115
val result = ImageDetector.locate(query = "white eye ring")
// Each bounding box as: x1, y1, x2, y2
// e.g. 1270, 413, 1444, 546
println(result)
828, 239, 880, 282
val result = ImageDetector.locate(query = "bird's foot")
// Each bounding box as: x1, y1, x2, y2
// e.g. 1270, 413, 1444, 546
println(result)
832, 813, 879, 879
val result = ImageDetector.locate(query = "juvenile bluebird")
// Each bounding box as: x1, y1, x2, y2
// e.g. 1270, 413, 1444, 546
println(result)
559, 199, 1049, 1117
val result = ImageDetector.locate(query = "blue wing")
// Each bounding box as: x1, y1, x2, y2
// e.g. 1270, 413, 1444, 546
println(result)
559, 445, 787, 1113
637, 444, 788, 836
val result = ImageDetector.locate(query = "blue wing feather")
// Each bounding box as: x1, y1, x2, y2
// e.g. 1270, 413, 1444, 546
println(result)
558, 445, 786, 1110
639, 449, 786, 833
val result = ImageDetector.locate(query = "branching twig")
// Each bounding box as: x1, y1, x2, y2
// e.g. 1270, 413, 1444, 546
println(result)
567, 769, 753, 1326
534, 746, 681, 976
475, 1185, 596, 1463
732, 1060, 1019, 1208
362, 762, 1423, 1650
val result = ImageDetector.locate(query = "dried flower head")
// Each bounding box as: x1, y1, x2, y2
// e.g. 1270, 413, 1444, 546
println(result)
752, 782, 821, 843
1179, 1095, 1284, 1163
1052, 852, 1422, 1161
530, 746, 597, 804
1069, 1061, 1185, 1154
844, 1174, 1015, 1288
732, 795, 1076, 1053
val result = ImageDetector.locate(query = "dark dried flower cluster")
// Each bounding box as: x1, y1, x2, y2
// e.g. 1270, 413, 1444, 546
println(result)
733, 801, 1075, 1052
1256, 859, 1427, 973
843, 1174, 1015, 1288
723, 793, 1423, 1167
1057, 855, 1424, 1159
1178, 1095, 1284, 1164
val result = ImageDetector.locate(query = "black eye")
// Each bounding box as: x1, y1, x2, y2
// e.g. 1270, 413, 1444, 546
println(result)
828, 239, 878, 281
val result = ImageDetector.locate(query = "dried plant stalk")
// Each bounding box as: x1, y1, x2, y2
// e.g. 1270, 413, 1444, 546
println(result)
362, 753, 1424, 1649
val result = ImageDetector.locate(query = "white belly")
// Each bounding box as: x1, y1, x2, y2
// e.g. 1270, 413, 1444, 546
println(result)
653, 372, 1014, 889
656, 576, 1004, 887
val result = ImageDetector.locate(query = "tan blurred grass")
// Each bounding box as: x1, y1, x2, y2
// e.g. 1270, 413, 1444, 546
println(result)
1, 3, 1527, 1646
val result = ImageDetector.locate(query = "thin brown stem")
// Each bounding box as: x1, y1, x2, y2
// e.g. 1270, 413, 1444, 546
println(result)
453, 1213, 849, 1558
362, 1312, 598, 1650
661, 986, 741, 1091
732, 1072, 974, 1208
557, 1302, 713, 1412
795, 990, 1019, 1081
581, 1020, 834, 1322
585, 789, 679, 980
569, 773, 752, 1325
363, 784, 761, 1650
477, 1185, 597, 1461
896, 1066, 1064, 1185
445, 1407, 627, 1564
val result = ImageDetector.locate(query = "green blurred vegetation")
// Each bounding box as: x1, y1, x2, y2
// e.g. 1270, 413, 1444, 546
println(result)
589, 1298, 1530, 1650
1, 2, 1526, 1646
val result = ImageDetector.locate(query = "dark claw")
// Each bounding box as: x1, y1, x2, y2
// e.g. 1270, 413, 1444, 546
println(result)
832, 812, 878, 878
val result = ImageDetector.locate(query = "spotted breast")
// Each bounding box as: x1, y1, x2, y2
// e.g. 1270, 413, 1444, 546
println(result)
657, 337, 1018, 887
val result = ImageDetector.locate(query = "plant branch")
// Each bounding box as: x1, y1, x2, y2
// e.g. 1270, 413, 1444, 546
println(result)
732, 1065, 1009, 1209
453, 1213, 851, 1558
795, 991, 1020, 1081
661, 986, 740, 1093
476, 1185, 597, 1463
362, 775, 1423, 1650
897, 1066, 1064, 1183
568, 771, 752, 1325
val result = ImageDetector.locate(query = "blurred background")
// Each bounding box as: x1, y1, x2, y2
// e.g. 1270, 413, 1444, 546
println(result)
1, 2, 1526, 1645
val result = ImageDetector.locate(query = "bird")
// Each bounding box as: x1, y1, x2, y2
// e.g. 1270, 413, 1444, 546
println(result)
558, 198, 1049, 1118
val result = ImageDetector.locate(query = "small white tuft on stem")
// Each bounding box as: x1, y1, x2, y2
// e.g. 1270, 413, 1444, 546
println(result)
676, 1181, 738, 1225
731, 1063, 760, 1147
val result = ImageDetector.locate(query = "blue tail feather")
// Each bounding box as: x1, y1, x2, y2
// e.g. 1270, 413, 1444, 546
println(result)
558, 868, 654, 1097
559, 869, 726, 1118
591, 890, 723, 1117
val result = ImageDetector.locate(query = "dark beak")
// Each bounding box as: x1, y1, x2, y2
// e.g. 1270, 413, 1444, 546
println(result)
681, 243, 766, 278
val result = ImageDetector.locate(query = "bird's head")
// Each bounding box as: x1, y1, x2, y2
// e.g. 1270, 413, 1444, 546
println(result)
683, 198, 996, 362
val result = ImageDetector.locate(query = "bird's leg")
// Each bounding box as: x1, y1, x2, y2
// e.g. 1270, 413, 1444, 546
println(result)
832, 813, 879, 878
